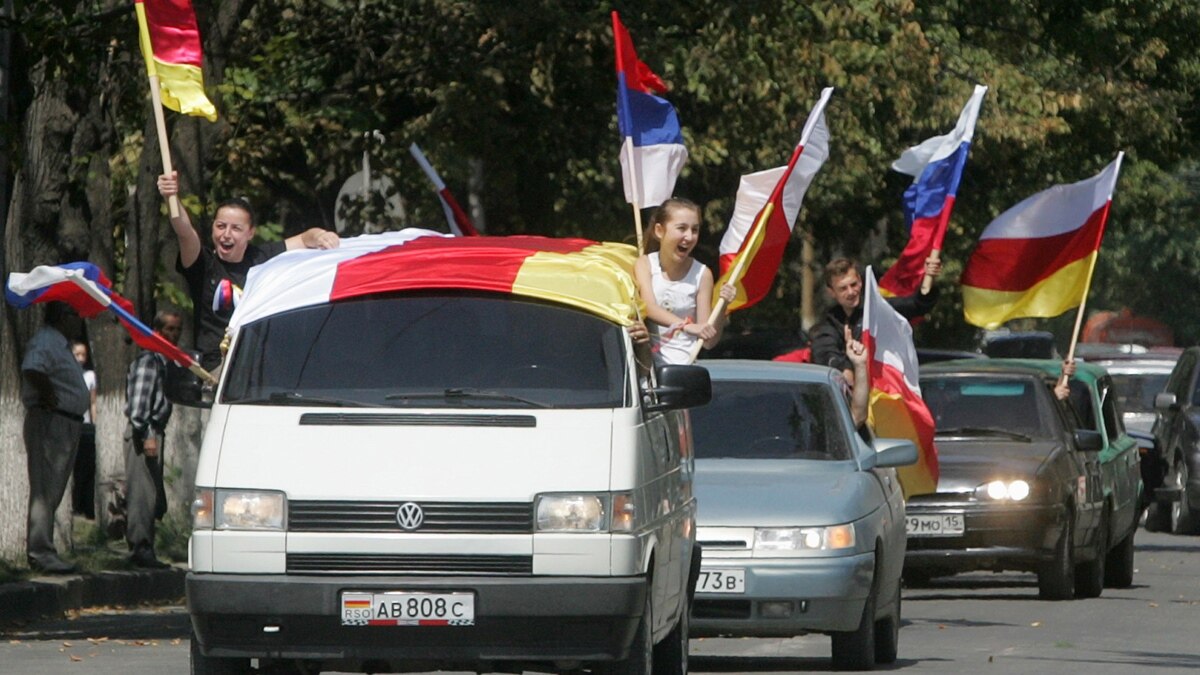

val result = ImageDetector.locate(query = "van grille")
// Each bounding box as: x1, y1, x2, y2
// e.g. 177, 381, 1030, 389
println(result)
288, 500, 533, 533
286, 553, 532, 575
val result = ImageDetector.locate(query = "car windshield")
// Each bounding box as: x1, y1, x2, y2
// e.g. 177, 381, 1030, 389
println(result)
222, 293, 628, 409
1110, 372, 1170, 413
921, 375, 1056, 440
690, 379, 853, 460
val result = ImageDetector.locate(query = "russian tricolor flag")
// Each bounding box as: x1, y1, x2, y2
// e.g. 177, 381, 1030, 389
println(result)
6, 262, 205, 379
878, 84, 987, 297
612, 11, 687, 209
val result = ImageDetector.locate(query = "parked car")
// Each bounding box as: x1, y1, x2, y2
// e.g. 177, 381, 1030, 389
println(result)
689, 360, 917, 670
908, 359, 1138, 600
1150, 346, 1200, 534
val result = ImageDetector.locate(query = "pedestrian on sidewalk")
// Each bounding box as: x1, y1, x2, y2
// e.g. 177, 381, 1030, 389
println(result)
123, 309, 183, 568
21, 302, 90, 574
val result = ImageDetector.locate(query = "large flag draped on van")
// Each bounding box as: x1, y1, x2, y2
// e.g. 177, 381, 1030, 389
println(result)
961, 154, 1124, 329
229, 230, 642, 333
862, 266, 939, 497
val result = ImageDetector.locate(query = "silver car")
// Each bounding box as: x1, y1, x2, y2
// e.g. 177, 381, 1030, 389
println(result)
689, 361, 917, 670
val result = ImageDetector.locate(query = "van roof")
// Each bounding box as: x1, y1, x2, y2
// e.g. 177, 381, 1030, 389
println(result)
228, 229, 643, 332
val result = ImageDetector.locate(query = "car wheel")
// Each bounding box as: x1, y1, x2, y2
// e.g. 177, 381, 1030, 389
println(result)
873, 581, 900, 664
1074, 512, 1106, 599
1170, 461, 1200, 535
190, 631, 251, 675
652, 594, 688, 675
831, 587, 876, 670
1144, 502, 1171, 532
1105, 527, 1136, 588
602, 592, 653, 675
1037, 514, 1075, 601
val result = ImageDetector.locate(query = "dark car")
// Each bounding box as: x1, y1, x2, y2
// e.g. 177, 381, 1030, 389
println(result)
1150, 346, 1200, 534
905, 361, 1114, 600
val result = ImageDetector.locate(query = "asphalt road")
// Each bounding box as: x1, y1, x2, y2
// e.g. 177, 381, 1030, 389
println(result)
2, 528, 1198, 674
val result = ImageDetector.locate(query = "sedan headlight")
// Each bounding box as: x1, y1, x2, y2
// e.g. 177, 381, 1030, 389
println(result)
192, 488, 286, 531
754, 525, 856, 551
979, 479, 1031, 501
535, 492, 636, 533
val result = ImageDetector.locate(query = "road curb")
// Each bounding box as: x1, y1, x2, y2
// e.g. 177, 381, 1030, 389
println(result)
0, 566, 186, 625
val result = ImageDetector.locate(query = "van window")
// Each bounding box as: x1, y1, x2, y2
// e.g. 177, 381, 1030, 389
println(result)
222, 293, 628, 409
690, 380, 852, 460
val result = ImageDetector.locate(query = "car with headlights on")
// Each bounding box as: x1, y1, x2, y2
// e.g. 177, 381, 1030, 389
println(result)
908, 361, 1113, 600
689, 361, 917, 670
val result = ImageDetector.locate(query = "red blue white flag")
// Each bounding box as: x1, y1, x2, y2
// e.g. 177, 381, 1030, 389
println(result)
878, 84, 986, 297
611, 11, 687, 208
6, 262, 200, 374
862, 266, 939, 497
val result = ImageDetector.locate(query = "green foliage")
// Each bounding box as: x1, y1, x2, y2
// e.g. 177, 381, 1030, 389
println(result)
8, 0, 1200, 346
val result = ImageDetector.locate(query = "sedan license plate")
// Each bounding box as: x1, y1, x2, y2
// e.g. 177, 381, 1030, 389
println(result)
341, 591, 475, 626
906, 514, 965, 537
697, 568, 745, 594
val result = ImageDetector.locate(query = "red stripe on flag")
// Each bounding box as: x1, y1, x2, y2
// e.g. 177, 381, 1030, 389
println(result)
611, 12, 666, 95
137, 0, 205, 67
961, 203, 1108, 292
877, 197, 953, 298
724, 201, 792, 308
330, 236, 592, 301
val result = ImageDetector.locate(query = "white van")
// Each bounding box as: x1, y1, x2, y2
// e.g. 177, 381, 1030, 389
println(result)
180, 232, 709, 675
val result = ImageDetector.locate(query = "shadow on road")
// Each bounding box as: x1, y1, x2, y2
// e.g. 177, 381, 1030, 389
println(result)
1, 607, 190, 641
1004, 648, 1200, 671
691, 655, 947, 672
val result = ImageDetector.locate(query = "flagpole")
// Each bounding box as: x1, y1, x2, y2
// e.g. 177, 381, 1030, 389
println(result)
1060, 253, 1099, 388
623, 137, 646, 251
148, 74, 180, 219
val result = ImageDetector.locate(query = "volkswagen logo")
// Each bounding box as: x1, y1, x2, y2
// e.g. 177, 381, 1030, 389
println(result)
396, 502, 425, 531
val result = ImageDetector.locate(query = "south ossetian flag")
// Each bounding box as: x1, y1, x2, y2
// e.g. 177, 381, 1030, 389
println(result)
228, 230, 642, 334
961, 153, 1124, 329
862, 266, 939, 498
135, 0, 217, 121
611, 11, 687, 208
878, 84, 987, 297
717, 88, 832, 312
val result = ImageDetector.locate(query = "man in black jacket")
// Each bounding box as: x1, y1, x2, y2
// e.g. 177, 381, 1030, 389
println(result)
810, 256, 941, 380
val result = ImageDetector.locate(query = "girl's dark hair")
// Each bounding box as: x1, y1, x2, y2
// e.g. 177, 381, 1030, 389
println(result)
215, 197, 256, 227
643, 197, 701, 254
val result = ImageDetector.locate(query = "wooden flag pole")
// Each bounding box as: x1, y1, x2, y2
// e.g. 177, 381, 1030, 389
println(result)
1060, 254, 1100, 387
148, 74, 180, 219
622, 137, 645, 252
920, 249, 940, 294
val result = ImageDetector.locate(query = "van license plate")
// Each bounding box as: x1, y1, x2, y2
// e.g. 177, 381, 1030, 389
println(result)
906, 514, 965, 537
340, 592, 475, 626
697, 568, 745, 594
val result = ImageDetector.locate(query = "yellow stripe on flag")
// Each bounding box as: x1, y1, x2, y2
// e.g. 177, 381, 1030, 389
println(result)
717, 202, 776, 312
512, 242, 642, 325
152, 60, 218, 121
962, 253, 1095, 329
869, 389, 937, 498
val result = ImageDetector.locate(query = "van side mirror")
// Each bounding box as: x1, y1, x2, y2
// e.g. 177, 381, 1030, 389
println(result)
1073, 429, 1104, 452
1155, 392, 1178, 412
164, 353, 214, 409
645, 365, 711, 413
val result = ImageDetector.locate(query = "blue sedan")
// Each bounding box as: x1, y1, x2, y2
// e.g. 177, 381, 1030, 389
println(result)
690, 361, 916, 670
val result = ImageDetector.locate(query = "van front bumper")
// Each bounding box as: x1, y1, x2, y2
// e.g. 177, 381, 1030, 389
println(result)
188, 573, 645, 665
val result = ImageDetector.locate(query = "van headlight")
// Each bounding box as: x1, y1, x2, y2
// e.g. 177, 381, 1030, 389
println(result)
192, 488, 286, 531
754, 525, 856, 551
535, 492, 636, 533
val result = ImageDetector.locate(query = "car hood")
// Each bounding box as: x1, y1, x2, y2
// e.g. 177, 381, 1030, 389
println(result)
931, 439, 1059, 492
693, 460, 879, 526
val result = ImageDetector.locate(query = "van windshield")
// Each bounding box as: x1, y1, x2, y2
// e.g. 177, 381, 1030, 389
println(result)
222, 293, 629, 409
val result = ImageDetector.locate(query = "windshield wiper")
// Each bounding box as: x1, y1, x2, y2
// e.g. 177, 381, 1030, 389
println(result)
936, 427, 1033, 442
234, 392, 377, 408
385, 388, 550, 408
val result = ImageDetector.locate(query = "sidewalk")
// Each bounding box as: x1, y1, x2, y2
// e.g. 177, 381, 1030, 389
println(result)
0, 565, 185, 626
